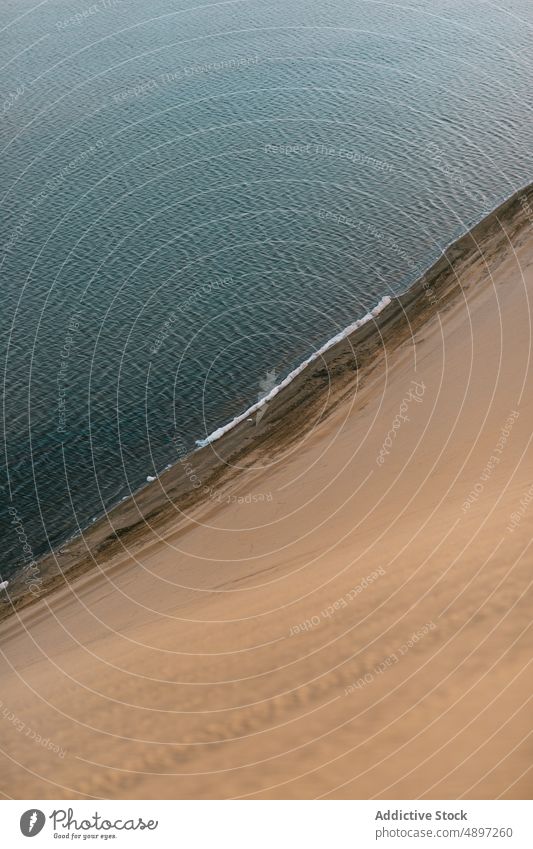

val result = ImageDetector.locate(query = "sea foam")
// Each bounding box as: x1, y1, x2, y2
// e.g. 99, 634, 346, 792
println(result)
195, 295, 392, 448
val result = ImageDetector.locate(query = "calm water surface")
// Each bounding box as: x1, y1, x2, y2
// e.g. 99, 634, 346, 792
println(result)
1, 0, 532, 577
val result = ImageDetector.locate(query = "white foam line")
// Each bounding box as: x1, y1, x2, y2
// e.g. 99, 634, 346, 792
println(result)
195, 295, 392, 449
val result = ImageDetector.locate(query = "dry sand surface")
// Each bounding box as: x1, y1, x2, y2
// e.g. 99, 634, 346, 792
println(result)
0, 188, 532, 799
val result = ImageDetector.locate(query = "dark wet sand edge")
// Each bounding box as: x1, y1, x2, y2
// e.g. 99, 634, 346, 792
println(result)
2, 183, 532, 624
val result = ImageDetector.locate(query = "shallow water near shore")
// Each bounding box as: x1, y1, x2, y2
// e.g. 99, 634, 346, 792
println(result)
1, 0, 532, 579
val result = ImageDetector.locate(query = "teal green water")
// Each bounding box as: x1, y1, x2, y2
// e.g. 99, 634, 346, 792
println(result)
1, 0, 532, 577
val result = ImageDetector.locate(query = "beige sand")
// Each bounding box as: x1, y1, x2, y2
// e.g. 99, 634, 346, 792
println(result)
0, 187, 532, 799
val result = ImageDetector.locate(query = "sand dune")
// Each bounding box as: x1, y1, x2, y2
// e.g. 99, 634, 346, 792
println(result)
0, 187, 532, 799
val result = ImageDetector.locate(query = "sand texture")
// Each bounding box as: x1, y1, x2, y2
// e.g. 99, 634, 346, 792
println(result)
0, 186, 532, 799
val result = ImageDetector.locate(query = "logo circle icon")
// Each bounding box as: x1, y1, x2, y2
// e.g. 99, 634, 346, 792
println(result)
20, 810, 46, 837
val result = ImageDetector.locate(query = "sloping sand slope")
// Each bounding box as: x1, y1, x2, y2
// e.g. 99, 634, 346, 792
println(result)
0, 188, 532, 799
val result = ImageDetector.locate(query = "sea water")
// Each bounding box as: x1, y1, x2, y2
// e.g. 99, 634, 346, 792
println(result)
1, 0, 532, 577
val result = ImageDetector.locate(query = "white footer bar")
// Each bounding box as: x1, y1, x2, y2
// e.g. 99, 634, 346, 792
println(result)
3, 799, 532, 848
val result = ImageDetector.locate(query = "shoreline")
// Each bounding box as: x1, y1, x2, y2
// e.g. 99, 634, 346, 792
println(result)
1, 178, 532, 799
2, 181, 532, 624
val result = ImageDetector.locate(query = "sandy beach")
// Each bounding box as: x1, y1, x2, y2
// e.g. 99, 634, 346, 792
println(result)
0, 185, 532, 799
